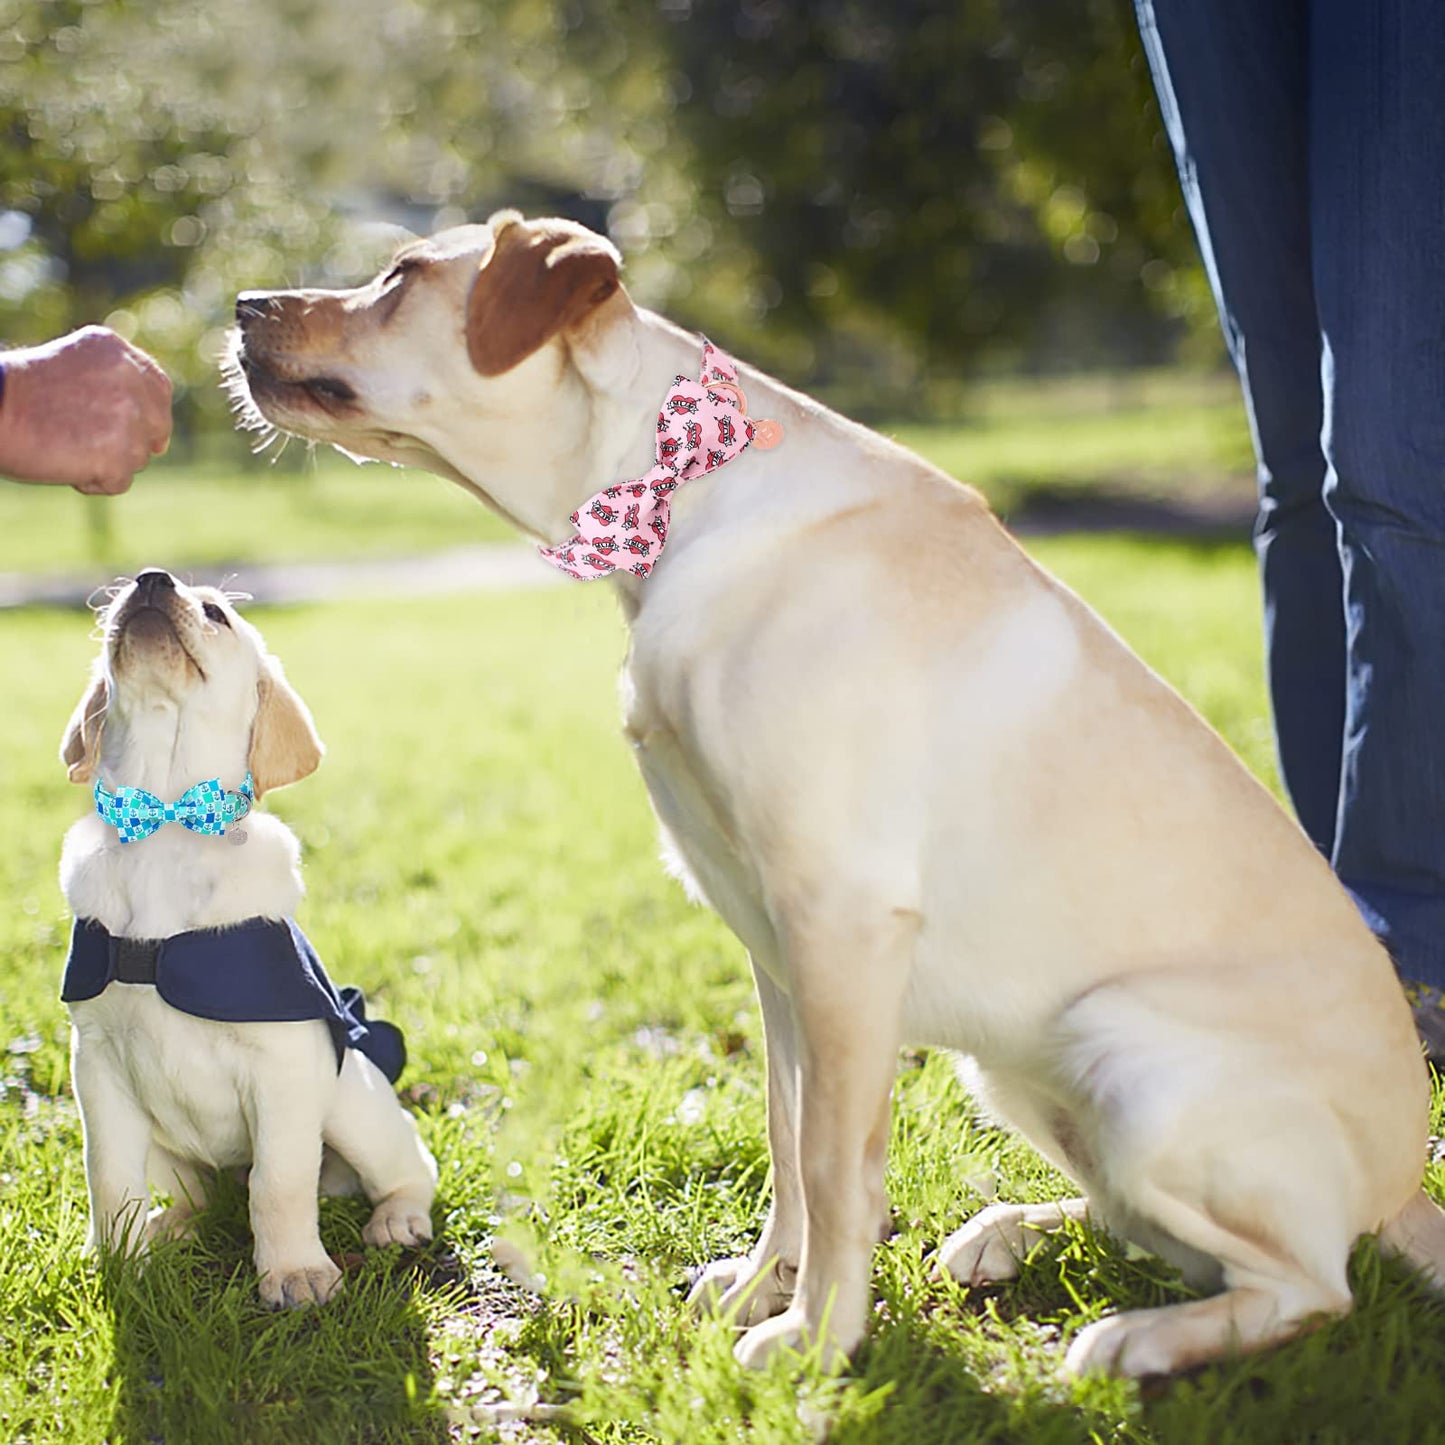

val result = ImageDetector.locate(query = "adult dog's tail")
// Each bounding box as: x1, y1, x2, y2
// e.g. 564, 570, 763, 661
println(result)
1380, 1188, 1445, 1289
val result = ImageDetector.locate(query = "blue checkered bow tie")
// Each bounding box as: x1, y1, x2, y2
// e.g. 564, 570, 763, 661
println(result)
94, 773, 254, 844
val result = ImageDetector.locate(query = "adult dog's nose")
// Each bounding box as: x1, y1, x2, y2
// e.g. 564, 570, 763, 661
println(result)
134, 569, 175, 597
235, 292, 278, 325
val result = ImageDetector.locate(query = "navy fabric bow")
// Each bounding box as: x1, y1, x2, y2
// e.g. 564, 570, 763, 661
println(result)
94, 772, 254, 844
62, 916, 406, 1083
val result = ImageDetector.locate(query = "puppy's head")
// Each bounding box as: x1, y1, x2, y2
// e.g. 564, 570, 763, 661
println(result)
223, 212, 632, 534
62, 570, 323, 799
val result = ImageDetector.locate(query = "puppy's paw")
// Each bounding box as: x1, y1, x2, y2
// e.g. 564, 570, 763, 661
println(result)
258, 1255, 344, 1309
939, 1202, 1069, 1286
144, 1204, 198, 1245
734, 1307, 850, 1372
362, 1196, 433, 1249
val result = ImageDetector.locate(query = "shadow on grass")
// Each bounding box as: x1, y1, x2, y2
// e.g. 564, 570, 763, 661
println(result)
1136, 1249, 1445, 1445
98, 1175, 450, 1445
835, 1238, 1445, 1445
1003, 482, 1255, 540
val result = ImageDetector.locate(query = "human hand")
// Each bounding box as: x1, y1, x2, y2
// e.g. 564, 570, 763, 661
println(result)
0, 326, 173, 495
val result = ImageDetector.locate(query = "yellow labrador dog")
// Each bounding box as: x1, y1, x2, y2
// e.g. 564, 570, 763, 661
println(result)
226, 211, 1445, 1375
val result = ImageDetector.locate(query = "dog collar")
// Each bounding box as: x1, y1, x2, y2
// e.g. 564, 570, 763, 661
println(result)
538, 341, 783, 581
94, 772, 254, 844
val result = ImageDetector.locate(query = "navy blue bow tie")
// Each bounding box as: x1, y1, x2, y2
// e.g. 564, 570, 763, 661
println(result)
94, 773, 254, 844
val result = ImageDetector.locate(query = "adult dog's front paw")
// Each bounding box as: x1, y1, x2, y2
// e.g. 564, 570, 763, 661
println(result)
733, 1307, 850, 1372
687, 1254, 751, 1311
688, 1254, 796, 1326
939, 1201, 1073, 1285
362, 1195, 433, 1249
258, 1255, 343, 1309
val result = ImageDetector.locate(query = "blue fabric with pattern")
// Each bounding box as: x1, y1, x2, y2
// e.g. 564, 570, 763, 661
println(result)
61, 916, 406, 1083
94, 772, 254, 844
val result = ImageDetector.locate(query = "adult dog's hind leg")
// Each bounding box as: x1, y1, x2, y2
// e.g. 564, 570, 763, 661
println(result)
734, 904, 916, 1370
1064, 1174, 1354, 1377
690, 960, 805, 1326
1379, 1188, 1445, 1290
1065, 1278, 1351, 1378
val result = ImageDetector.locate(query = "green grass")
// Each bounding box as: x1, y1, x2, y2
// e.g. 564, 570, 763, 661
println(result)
0, 450, 512, 577
4, 539, 1443, 1444
892, 369, 1254, 517
0, 370, 1251, 580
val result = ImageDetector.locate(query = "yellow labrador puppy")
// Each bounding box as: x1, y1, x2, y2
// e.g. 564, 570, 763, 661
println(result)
61, 571, 437, 1307
225, 212, 1444, 1374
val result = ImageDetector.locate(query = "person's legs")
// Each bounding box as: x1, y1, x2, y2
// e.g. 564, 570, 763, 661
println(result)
1135, 0, 1346, 856
1311, 0, 1445, 990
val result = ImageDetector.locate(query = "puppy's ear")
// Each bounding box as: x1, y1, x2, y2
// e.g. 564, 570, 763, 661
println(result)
60, 672, 108, 784
466, 212, 622, 377
248, 657, 324, 799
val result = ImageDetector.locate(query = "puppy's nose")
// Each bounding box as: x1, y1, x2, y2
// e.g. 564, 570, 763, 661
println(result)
235, 292, 279, 325
134, 569, 175, 596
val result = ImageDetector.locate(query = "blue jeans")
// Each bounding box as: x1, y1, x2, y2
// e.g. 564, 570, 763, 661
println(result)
1135, 0, 1445, 987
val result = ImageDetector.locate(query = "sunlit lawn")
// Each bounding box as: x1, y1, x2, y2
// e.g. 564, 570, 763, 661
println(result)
0, 451, 512, 579
4, 529, 1445, 1444
0, 369, 1251, 580
892, 367, 1254, 516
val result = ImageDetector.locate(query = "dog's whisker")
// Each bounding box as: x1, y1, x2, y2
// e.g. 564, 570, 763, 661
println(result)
87, 578, 132, 615
219, 347, 281, 450
248, 425, 283, 458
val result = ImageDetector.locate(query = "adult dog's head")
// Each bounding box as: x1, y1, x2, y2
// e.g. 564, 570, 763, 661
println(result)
62, 570, 322, 800
224, 212, 637, 539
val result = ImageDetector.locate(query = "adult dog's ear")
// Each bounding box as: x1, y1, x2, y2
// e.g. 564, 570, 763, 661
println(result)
466, 211, 622, 377
60, 672, 109, 784
249, 656, 324, 798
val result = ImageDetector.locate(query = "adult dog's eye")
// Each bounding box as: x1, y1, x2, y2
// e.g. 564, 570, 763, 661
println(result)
202, 601, 231, 628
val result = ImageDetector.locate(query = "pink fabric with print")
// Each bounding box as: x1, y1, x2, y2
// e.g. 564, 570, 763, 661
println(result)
539, 341, 755, 580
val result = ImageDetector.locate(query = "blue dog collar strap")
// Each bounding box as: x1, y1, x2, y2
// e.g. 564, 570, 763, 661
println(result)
95, 772, 254, 844
61, 916, 406, 1083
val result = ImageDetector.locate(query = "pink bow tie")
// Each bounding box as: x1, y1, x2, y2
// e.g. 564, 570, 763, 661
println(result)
539, 342, 780, 581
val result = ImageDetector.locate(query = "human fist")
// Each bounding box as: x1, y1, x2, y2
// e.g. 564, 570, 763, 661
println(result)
0, 326, 173, 495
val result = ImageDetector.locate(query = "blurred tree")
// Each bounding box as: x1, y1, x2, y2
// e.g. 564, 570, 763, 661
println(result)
0, 0, 1214, 433
0, 0, 648, 432
645, 0, 1215, 407
0, 0, 222, 346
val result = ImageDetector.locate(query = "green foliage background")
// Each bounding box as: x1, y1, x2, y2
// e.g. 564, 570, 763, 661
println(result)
0, 0, 1219, 429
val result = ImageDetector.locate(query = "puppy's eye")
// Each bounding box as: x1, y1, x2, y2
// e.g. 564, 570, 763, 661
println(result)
202, 601, 231, 628
383, 259, 417, 286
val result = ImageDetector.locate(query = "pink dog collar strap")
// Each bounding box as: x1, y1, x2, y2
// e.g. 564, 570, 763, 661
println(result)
539, 341, 781, 581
